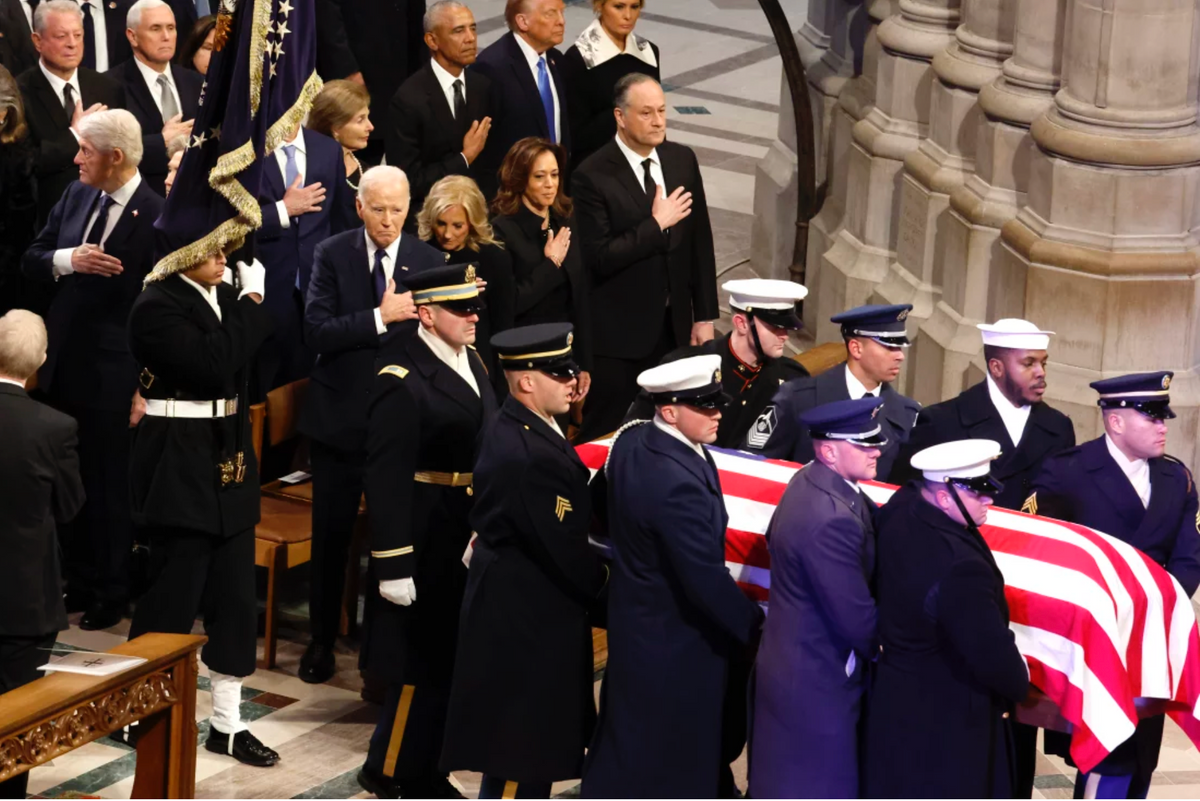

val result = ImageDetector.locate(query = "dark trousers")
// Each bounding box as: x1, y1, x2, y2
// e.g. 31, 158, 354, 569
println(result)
478, 776, 552, 799
366, 682, 452, 781
1071, 715, 1164, 800
0, 633, 57, 799
578, 312, 676, 443
1013, 721, 1038, 797
719, 648, 754, 798
252, 289, 314, 403
129, 526, 257, 677
308, 441, 366, 648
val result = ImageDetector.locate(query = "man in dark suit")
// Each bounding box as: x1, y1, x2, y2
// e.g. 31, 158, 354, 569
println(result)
751, 397, 882, 798
747, 304, 922, 478
0, 309, 85, 801
315, 0, 425, 164
298, 165, 443, 684
18, 0, 125, 225
22, 108, 162, 631
106, 0, 199, 196
0, 0, 37, 75
79, 0, 134, 72
574, 73, 717, 442
1027, 372, 1200, 800
386, 0, 491, 225
161, 0, 209, 37
471, 0, 569, 199
254, 123, 351, 398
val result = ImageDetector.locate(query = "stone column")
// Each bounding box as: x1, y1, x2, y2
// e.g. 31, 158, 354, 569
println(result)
813, 0, 961, 344
1000, 0, 1200, 469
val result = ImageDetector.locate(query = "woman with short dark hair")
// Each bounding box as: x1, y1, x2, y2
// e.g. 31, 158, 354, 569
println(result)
0, 65, 38, 316
177, 14, 217, 75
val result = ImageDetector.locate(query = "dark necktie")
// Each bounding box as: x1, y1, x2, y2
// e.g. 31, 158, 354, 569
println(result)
85, 194, 115, 245
452, 78, 466, 121
862, 392, 874, 400
80, 0, 96, 70
372, 248, 387, 305
62, 82, 75, 120
642, 158, 655, 198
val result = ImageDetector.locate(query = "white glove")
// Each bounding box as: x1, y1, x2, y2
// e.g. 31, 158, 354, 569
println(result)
462, 532, 478, 568
380, 577, 416, 606
235, 258, 266, 300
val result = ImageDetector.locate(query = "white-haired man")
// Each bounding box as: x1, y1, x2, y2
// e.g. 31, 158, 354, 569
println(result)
22, 108, 162, 632
106, 0, 201, 196
17, 0, 125, 225
297, 165, 443, 685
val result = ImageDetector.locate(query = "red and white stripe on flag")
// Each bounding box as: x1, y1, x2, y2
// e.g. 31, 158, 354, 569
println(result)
576, 439, 1200, 773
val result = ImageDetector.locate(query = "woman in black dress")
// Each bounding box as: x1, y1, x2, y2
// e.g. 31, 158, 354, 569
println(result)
0, 65, 38, 316
307, 79, 375, 228
562, 0, 660, 171
417, 174, 515, 394
491, 137, 592, 410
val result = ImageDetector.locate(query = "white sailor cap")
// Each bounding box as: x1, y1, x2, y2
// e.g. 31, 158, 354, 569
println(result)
977, 318, 1055, 351
638, 354, 729, 409
723, 279, 807, 329
910, 439, 1003, 492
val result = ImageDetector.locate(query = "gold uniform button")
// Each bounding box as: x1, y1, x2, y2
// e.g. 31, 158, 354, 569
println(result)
1002, 712, 1010, 719
466, 486, 473, 496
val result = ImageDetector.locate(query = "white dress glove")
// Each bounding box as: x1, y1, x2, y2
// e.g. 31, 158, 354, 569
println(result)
235, 258, 266, 300
380, 577, 416, 606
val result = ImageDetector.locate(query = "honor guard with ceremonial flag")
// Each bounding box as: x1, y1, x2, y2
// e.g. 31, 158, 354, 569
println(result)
865, 440, 1030, 799
750, 396, 884, 799
1028, 372, 1200, 800
442, 323, 608, 799
582, 355, 764, 799
358, 264, 497, 800
746, 304, 919, 479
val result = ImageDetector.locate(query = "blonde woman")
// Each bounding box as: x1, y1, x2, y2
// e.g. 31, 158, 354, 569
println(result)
418, 174, 515, 388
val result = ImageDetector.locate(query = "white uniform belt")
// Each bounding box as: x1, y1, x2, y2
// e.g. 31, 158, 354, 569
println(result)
144, 398, 239, 418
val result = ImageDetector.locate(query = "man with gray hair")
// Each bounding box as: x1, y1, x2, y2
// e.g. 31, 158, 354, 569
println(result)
106, 0, 202, 195
296, 164, 443, 685
0, 309, 85, 799
17, 0, 125, 225
22, 107, 163, 632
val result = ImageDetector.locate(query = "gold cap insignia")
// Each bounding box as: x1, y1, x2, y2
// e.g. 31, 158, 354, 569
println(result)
1163, 375, 1172, 390
897, 309, 909, 321
567, 332, 574, 346
464, 265, 476, 283
714, 369, 722, 383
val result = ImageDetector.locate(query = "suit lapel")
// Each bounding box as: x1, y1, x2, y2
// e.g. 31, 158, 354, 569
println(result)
504, 395, 584, 470
101, 181, 150, 251
816, 366, 851, 404
607, 142, 652, 214
1136, 459, 1177, 545
30, 69, 70, 129
66, 185, 101, 244
410, 335, 482, 420
1086, 440, 1147, 532
958, 382, 1018, 468
171, 65, 199, 118
505, 34, 549, 138
423, 65, 462, 141
122, 61, 161, 125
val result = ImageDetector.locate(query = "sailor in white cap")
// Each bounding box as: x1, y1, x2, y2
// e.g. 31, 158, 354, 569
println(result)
584, 354, 763, 799
864, 439, 1030, 800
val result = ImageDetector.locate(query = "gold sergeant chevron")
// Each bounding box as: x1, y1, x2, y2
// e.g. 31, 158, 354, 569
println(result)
555, 496, 573, 522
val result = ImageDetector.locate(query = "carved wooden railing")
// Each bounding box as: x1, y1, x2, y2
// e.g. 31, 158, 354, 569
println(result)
0, 633, 206, 798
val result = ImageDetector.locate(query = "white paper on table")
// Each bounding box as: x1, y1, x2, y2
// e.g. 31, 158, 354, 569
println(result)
38, 652, 148, 677
279, 470, 312, 485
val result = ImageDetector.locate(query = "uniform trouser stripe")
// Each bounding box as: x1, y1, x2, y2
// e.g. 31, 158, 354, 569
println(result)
502, 781, 519, 799
382, 685, 416, 777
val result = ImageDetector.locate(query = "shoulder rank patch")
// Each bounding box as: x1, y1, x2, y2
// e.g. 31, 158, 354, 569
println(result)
379, 365, 409, 380
555, 496, 573, 521
746, 405, 776, 450
1021, 492, 1037, 516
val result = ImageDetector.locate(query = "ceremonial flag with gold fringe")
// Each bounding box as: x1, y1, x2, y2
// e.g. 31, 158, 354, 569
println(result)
146, 0, 321, 280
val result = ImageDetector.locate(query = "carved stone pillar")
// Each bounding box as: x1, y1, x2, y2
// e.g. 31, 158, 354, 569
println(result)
813, 0, 961, 344
1000, 0, 1200, 470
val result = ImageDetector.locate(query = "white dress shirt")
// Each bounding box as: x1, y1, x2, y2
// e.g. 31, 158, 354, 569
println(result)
51, 171, 143, 277
273, 128, 307, 230
1105, 434, 1152, 508
39, 60, 82, 142
418, 325, 480, 397
614, 132, 665, 199
513, 33, 561, 144
132, 56, 181, 120
429, 59, 472, 168
0, 376, 26, 389
367, 231, 402, 335
986, 374, 1032, 448
78, 0, 110, 72
18, 0, 34, 32
845, 365, 881, 399
653, 413, 704, 458
532, 407, 565, 439
180, 273, 222, 321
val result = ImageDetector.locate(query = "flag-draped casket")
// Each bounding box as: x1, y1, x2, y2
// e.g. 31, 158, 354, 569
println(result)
576, 439, 1200, 773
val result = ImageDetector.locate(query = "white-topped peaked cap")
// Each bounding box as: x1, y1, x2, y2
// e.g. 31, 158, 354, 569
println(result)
723, 278, 808, 311
977, 318, 1055, 350
910, 439, 1003, 483
638, 354, 723, 395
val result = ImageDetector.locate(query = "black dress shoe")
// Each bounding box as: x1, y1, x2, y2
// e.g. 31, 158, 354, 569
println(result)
80, 601, 128, 631
298, 641, 336, 684
426, 775, 465, 799
205, 729, 280, 767
356, 766, 401, 799
63, 589, 94, 614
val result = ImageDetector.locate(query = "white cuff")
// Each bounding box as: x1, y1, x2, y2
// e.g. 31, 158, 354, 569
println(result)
373, 307, 386, 336
276, 200, 291, 229
461, 153, 470, 168
52, 249, 75, 278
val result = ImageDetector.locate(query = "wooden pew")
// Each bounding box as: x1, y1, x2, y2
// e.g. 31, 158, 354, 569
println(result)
0, 633, 206, 798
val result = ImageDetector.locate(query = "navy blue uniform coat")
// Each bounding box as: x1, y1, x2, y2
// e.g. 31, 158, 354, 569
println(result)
582, 422, 762, 799
864, 484, 1030, 799
751, 461, 877, 798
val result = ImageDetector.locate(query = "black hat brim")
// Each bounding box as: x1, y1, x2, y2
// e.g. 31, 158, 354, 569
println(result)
1099, 399, 1176, 420
435, 296, 486, 313
542, 359, 581, 379
950, 473, 1005, 497
868, 335, 911, 348
752, 308, 803, 331
685, 390, 733, 410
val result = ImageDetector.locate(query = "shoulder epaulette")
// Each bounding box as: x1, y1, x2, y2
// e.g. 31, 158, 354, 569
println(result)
469, 347, 488, 374
378, 365, 409, 380
1164, 455, 1194, 493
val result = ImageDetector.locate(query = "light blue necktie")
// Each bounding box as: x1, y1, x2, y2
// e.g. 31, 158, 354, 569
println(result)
194, 0, 210, 18
536, 56, 556, 144
282, 144, 299, 189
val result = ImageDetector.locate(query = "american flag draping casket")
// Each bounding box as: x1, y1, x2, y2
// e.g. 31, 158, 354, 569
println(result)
575, 438, 1200, 774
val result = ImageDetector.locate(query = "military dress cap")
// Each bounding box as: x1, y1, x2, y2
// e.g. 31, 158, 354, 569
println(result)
977, 318, 1054, 350
831, 304, 913, 347
1091, 371, 1176, 420
491, 323, 580, 378
406, 263, 484, 312
638, 354, 731, 409
800, 396, 888, 447
723, 278, 808, 329
910, 439, 1005, 496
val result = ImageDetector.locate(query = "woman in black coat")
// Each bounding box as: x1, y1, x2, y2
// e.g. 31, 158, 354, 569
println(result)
490, 138, 592, 406
0, 66, 39, 316
562, 0, 660, 171
417, 174, 515, 394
